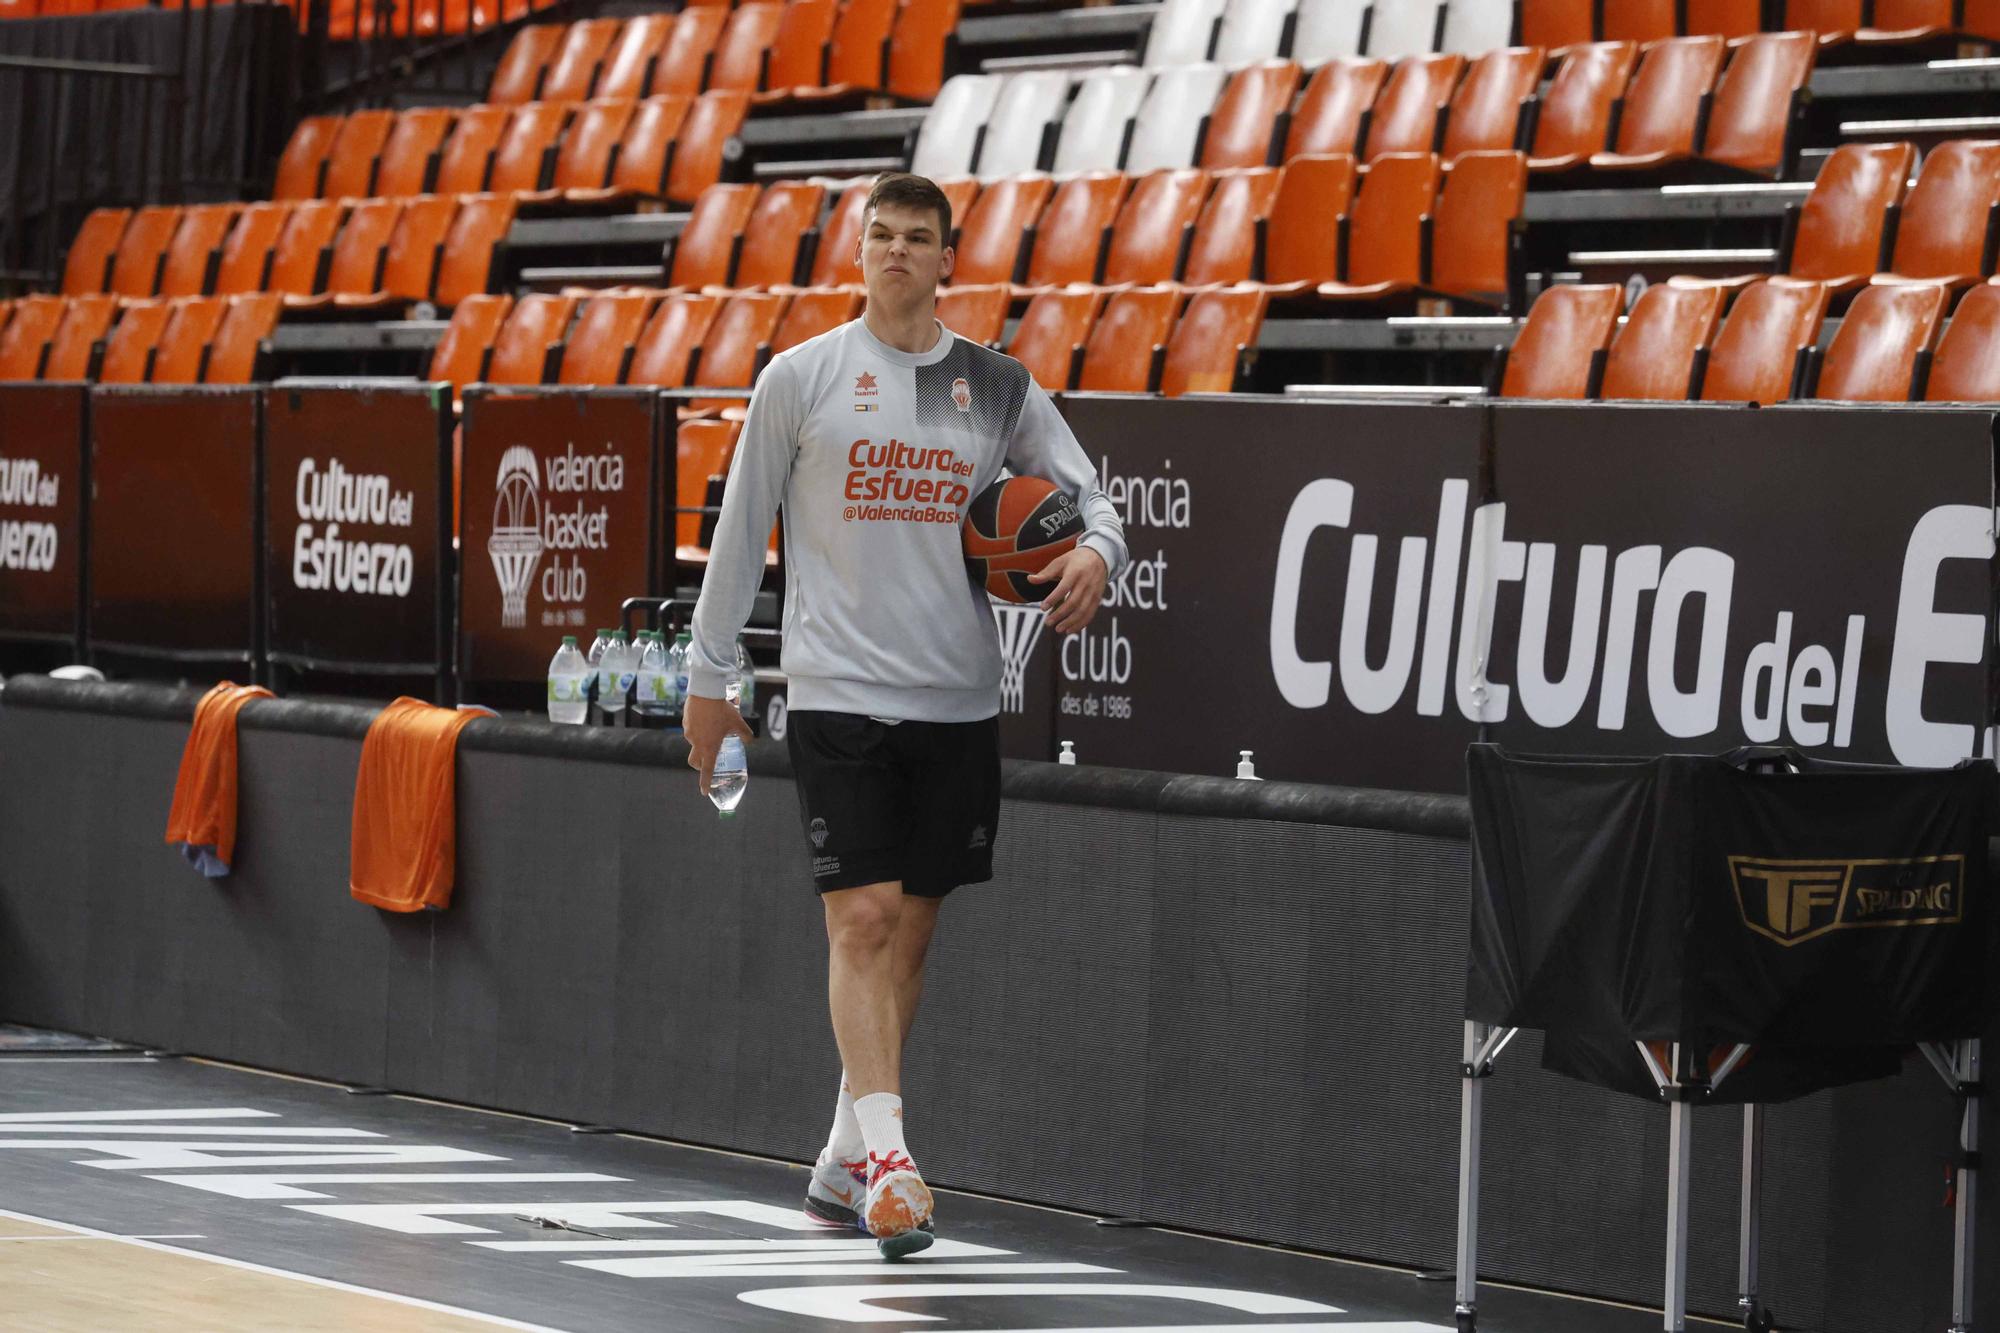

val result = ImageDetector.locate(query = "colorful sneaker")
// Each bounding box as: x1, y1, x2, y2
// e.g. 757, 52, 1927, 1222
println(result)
863, 1150, 935, 1259
803, 1150, 869, 1228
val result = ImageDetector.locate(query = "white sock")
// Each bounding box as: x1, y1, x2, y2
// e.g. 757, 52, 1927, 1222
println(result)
824, 1075, 864, 1164
854, 1092, 914, 1178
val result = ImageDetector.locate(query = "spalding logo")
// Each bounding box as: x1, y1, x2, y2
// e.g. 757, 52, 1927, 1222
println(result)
951, 378, 972, 413
1038, 497, 1080, 535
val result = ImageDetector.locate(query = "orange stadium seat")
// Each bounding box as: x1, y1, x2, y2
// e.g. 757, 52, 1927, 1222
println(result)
204, 294, 284, 384
1317, 151, 1439, 301
374, 108, 456, 197
434, 104, 513, 195
1701, 31, 1816, 178
1442, 47, 1544, 163
1285, 59, 1387, 160
1501, 282, 1623, 398
265, 199, 348, 299
737, 180, 828, 288
1430, 150, 1527, 306
428, 293, 513, 390
938, 176, 982, 229
667, 91, 753, 205
62, 209, 128, 294
1966, 0, 2000, 40
810, 180, 871, 288
487, 292, 577, 384
149, 297, 230, 384
489, 24, 566, 104
1181, 168, 1282, 288
320, 109, 397, 199
1782, 0, 1861, 44
888, 0, 963, 102
1530, 41, 1638, 171
1591, 36, 1726, 171
773, 287, 863, 352
1814, 281, 1948, 401
1008, 286, 1100, 390
1925, 282, 2000, 400
273, 115, 340, 200
108, 206, 181, 298
691, 291, 788, 390
157, 204, 239, 299
336, 195, 458, 310
597, 14, 676, 100
1858, 0, 1956, 44
0, 295, 65, 379
709, 3, 787, 94
1788, 142, 1915, 291
936, 283, 1011, 345
98, 299, 174, 384
675, 417, 743, 560
1020, 172, 1130, 292
1079, 286, 1180, 392
762, 0, 840, 102
557, 291, 660, 385
1602, 0, 1676, 42
535, 98, 637, 200
1875, 141, 2000, 289
1162, 286, 1267, 395
1364, 53, 1463, 162
952, 175, 1055, 286
1202, 60, 1301, 170
487, 102, 573, 197
211, 202, 289, 296
1698, 276, 1829, 402
1599, 282, 1726, 399
1687, 0, 1763, 37
541, 17, 623, 102
431, 194, 513, 307
1103, 169, 1212, 288
41, 295, 118, 381
670, 184, 762, 290
1263, 154, 1357, 296
629, 292, 723, 386
655, 6, 732, 97
1521, 0, 1592, 48
288, 198, 400, 310
805, 0, 898, 101
568, 94, 692, 204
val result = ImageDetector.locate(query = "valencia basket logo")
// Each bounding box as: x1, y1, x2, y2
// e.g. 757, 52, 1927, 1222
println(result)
488, 445, 545, 629
1728, 855, 1964, 946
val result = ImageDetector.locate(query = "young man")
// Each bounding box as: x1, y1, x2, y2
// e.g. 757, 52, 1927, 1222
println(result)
681, 173, 1127, 1258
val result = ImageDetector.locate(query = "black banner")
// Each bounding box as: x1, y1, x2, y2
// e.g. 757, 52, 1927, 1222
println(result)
263, 384, 453, 678
1042, 396, 1996, 793
0, 383, 86, 647
88, 386, 261, 666
458, 388, 665, 686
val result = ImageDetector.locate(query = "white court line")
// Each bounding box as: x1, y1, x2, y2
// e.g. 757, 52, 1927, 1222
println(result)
0, 1207, 576, 1333
0, 1233, 207, 1241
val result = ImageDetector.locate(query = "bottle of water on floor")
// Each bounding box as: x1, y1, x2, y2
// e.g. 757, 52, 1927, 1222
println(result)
600, 630, 636, 723
634, 631, 671, 719
709, 680, 748, 815
672, 631, 693, 713
547, 636, 589, 725
585, 628, 611, 715
662, 631, 687, 721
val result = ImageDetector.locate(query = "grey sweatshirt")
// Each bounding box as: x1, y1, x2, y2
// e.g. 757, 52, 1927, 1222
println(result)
686, 317, 1128, 721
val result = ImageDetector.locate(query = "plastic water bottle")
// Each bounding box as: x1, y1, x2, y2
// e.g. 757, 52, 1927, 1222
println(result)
599, 630, 636, 720
585, 628, 611, 710
710, 684, 748, 815
547, 636, 589, 724
634, 632, 672, 718
734, 638, 756, 718
672, 631, 693, 705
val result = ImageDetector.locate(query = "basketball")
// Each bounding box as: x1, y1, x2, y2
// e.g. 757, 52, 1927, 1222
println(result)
962, 475, 1085, 603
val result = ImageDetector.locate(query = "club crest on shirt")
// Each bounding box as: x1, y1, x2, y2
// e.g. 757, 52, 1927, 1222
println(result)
951, 378, 972, 413
854, 372, 878, 396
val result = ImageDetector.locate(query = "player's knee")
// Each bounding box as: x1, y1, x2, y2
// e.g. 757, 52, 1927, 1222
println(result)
826, 885, 902, 955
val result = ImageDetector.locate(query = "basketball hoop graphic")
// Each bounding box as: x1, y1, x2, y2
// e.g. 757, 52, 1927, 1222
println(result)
488, 445, 544, 629
991, 600, 1045, 714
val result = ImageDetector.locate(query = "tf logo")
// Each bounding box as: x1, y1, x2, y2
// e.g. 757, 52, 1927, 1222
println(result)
1728, 855, 1964, 946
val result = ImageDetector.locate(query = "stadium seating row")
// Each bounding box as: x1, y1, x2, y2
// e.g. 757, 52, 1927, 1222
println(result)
1502, 275, 2000, 401
1146, 0, 2000, 68
271, 92, 746, 207
59, 195, 514, 308
0, 0, 555, 35
0, 293, 281, 382
915, 34, 1815, 183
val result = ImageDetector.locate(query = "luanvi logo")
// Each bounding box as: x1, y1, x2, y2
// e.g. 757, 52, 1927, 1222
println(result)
1728, 855, 1964, 946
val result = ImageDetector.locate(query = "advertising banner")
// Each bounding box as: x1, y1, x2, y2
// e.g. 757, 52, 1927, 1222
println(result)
89, 387, 261, 665
0, 383, 87, 646
458, 388, 665, 686
263, 383, 453, 677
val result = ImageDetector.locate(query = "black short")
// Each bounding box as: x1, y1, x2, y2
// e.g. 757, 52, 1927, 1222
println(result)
784, 710, 1001, 897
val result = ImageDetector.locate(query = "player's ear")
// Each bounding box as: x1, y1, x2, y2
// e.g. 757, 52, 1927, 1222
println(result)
939, 244, 955, 282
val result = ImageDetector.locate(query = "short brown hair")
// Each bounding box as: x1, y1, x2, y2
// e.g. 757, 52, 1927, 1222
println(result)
865, 172, 953, 241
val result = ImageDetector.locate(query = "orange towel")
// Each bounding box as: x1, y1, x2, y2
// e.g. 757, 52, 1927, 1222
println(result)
350, 697, 483, 913
163, 682, 275, 878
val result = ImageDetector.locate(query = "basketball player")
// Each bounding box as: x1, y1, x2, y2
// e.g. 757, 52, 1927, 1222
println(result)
681, 173, 1128, 1258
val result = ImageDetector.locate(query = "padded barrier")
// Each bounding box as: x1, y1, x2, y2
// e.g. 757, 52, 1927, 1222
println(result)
0, 673, 1994, 1329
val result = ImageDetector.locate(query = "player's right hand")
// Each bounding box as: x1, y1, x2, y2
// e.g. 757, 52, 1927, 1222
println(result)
684, 693, 755, 795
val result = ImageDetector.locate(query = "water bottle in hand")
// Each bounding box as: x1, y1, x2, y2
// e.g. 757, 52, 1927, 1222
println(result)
709, 732, 748, 815
547, 636, 589, 724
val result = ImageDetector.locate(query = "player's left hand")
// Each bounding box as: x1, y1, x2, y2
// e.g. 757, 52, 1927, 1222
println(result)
1027, 546, 1108, 635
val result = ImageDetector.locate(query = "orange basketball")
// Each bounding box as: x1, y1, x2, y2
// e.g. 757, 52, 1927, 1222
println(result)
962, 475, 1085, 603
